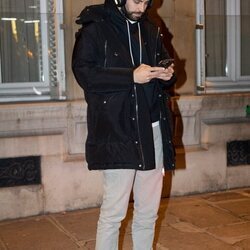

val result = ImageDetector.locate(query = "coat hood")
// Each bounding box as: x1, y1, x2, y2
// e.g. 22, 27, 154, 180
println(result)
76, 0, 125, 27
76, 0, 148, 27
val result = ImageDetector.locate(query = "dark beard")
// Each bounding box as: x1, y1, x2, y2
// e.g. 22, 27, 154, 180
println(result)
121, 6, 144, 21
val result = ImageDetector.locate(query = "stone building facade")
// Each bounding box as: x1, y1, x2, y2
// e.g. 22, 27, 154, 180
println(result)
0, 0, 249, 220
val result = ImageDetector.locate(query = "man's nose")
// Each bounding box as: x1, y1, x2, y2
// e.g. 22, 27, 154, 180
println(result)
138, 2, 147, 12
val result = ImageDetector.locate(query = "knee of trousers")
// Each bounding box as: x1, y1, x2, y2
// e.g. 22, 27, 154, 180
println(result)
133, 213, 159, 225
98, 209, 128, 225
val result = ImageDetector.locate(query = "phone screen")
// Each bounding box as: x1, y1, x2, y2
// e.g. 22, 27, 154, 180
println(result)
158, 58, 174, 68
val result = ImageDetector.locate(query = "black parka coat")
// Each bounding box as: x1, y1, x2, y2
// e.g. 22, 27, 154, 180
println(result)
72, 0, 176, 171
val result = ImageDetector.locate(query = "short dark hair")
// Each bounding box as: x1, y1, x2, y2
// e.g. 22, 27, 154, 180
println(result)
115, 0, 153, 8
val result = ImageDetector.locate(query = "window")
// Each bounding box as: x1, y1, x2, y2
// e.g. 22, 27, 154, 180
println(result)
196, 0, 250, 93
0, 0, 65, 102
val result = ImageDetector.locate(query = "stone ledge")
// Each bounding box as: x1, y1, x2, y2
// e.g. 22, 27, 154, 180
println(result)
0, 101, 87, 161
202, 117, 250, 125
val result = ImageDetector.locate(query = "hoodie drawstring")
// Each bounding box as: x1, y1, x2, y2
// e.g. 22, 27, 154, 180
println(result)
126, 20, 142, 66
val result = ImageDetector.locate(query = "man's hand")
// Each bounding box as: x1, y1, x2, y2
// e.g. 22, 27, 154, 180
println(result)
133, 63, 174, 84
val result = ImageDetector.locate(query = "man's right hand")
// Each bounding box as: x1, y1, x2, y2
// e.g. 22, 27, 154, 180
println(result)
133, 64, 174, 84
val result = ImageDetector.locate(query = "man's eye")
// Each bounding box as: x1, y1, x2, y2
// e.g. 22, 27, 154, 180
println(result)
133, 0, 149, 4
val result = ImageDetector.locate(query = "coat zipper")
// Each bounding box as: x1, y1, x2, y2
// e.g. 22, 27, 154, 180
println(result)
154, 27, 160, 65
134, 27, 161, 170
104, 40, 107, 67
134, 84, 146, 170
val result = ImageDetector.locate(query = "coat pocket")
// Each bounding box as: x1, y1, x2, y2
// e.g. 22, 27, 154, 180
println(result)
87, 91, 133, 143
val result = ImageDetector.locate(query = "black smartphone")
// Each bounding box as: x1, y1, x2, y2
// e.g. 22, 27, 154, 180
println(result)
158, 58, 174, 68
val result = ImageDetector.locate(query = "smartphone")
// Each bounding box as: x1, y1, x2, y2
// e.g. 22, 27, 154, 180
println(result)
158, 58, 174, 68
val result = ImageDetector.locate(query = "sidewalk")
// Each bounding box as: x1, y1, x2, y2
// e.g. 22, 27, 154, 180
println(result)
0, 188, 250, 250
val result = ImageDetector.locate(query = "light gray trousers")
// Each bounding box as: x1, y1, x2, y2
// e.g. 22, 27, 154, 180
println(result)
95, 124, 163, 250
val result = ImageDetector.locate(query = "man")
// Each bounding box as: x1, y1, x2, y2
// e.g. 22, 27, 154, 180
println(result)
72, 0, 176, 249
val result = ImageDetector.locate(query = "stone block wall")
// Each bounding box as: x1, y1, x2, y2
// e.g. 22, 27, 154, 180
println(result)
0, 102, 103, 220
0, 94, 249, 220
0, 0, 250, 221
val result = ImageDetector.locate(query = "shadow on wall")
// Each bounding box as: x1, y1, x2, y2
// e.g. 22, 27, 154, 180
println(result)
148, 0, 187, 92
148, 0, 187, 197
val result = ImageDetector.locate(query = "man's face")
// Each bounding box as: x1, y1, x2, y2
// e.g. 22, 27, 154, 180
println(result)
124, 0, 150, 21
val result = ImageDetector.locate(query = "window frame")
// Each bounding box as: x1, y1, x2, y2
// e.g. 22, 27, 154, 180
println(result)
0, 0, 66, 102
196, 0, 250, 94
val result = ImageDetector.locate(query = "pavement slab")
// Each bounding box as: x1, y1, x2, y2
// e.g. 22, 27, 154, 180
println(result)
156, 225, 238, 250
157, 210, 180, 227
168, 222, 205, 233
241, 189, 250, 196
166, 201, 241, 228
1, 188, 250, 250
0, 217, 79, 250
214, 200, 250, 217
201, 191, 249, 202
119, 233, 133, 250
82, 240, 96, 250
243, 215, 250, 221
234, 238, 250, 249
50, 208, 99, 242
207, 222, 250, 244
